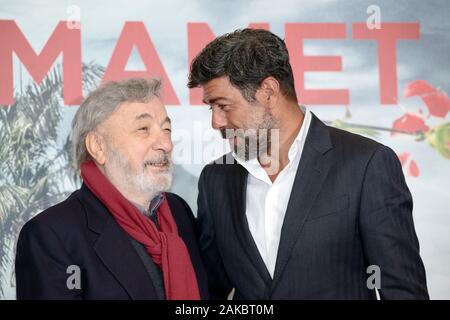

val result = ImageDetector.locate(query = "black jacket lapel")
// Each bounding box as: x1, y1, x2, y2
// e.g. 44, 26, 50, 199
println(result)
271, 114, 334, 290
79, 184, 156, 299
226, 158, 272, 287
93, 219, 156, 299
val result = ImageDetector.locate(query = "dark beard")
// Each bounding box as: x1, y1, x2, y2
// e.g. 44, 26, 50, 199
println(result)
230, 129, 272, 161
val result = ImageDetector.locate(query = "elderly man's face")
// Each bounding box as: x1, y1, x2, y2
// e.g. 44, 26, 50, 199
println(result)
98, 98, 173, 199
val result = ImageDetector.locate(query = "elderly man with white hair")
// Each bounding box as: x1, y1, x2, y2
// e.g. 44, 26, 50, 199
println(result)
15, 78, 208, 300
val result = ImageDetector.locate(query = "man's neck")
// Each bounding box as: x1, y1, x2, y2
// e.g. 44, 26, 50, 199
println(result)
259, 104, 304, 182
120, 190, 154, 209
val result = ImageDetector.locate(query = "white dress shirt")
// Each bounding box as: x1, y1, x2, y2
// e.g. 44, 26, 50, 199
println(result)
233, 106, 312, 278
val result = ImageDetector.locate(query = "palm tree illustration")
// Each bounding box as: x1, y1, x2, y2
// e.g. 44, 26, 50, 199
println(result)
0, 62, 103, 297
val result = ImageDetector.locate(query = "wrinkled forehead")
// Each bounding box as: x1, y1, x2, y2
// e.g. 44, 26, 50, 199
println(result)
112, 98, 168, 123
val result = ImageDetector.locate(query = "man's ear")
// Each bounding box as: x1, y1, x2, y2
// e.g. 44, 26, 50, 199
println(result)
257, 76, 280, 108
85, 131, 107, 165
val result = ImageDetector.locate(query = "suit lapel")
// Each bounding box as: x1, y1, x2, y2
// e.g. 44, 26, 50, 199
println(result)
79, 184, 156, 299
93, 219, 156, 299
225, 157, 272, 286
271, 114, 334, 289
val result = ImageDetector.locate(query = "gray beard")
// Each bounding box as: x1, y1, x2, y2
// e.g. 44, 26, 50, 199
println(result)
104, 144, 172, 200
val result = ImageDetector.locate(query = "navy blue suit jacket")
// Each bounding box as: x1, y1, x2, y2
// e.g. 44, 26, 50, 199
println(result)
196, 113, 429, 299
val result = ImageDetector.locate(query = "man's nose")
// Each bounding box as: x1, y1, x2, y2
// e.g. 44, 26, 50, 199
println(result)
153, 129, 173, 153
211, 107, 228, 130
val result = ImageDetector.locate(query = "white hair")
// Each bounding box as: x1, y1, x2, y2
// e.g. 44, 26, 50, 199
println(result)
71, 78, 162, 170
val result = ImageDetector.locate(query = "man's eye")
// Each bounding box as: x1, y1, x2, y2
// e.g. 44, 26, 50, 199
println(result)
210, 104, 228, 111
138, 127, 149, 132
164, 128, 172, 133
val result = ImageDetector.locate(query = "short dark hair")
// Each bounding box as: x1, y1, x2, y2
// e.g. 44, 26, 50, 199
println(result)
188, 28, 298, 103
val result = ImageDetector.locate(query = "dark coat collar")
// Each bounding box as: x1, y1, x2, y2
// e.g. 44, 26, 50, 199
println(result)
75, 183, 158, 299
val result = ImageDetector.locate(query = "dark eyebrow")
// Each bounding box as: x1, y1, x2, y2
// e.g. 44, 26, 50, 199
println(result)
202, 97, 227, 105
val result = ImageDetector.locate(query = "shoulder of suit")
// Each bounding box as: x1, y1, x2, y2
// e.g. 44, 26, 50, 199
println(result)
165, 192, 195, 223
20, 188, 86, 236
209, 152, 236, 165
166, 192, 190, 209
201, 152, 241, 174
326, 124, 384, 158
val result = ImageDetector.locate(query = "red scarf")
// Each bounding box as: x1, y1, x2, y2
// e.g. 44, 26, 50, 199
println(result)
80, 160, 200, 300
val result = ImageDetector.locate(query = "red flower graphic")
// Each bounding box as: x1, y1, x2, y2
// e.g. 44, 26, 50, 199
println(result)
421, 91, 450, 118
392, 113, 429, 135
328, 79, 450, 177
404, 80, 436, 97
407, 160, 420, 177
398, 152, 411, 166
404, 80, 450, 118
397, 152, 420, 177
